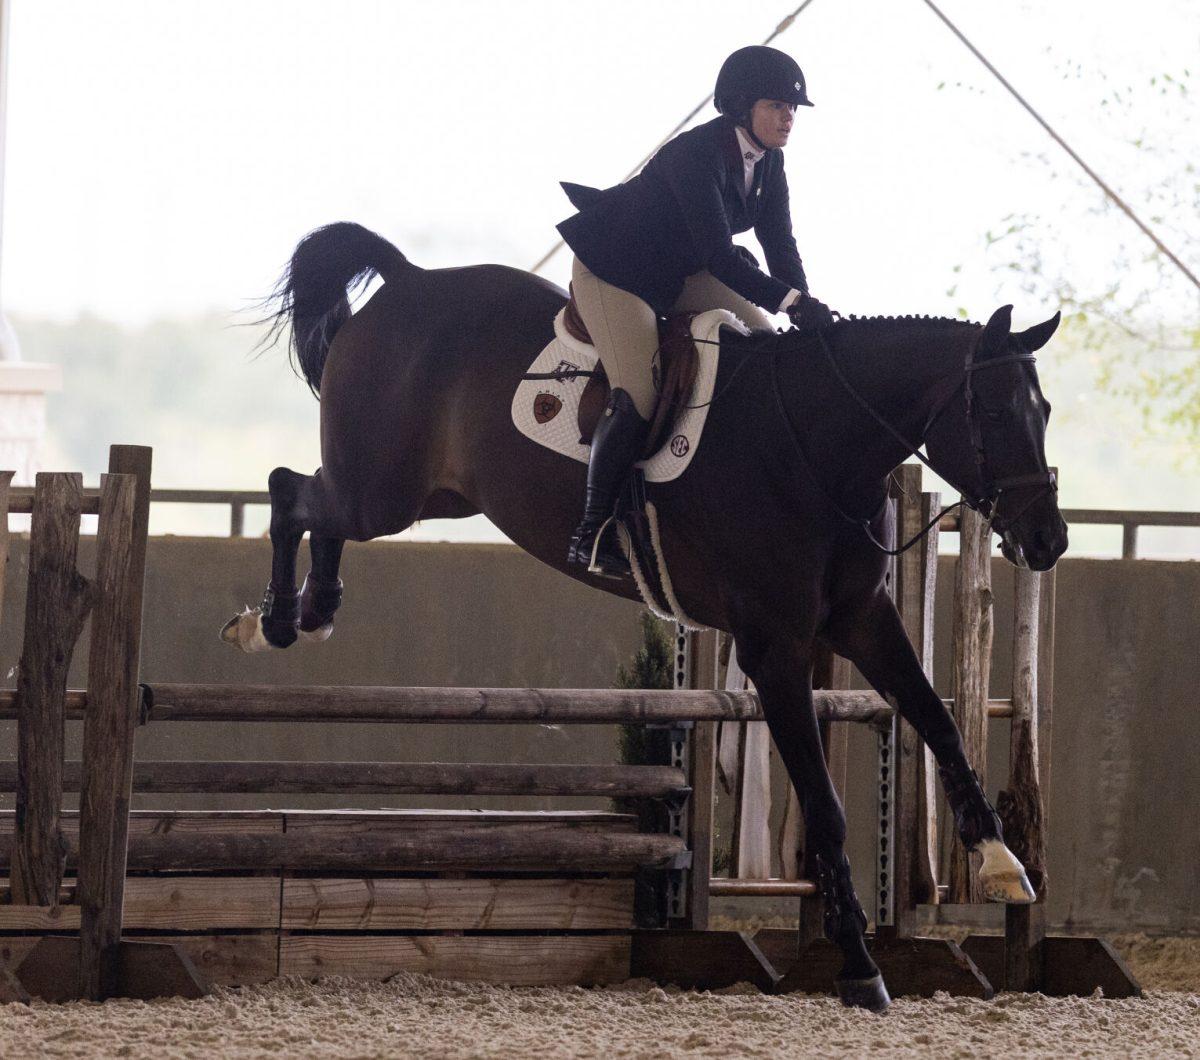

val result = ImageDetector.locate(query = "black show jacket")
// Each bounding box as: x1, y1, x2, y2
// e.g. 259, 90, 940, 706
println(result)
557, 115, 809, 316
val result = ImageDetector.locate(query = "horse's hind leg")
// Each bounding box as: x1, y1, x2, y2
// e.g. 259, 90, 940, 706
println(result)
296, 534, 345, 643
220, 467, 312, 651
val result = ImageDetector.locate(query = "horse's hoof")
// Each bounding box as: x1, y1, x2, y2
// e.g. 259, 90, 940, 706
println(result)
219, 608, 274, 653
978, 839, 1037, 904
297, 623, 334, 644
835, 973, 891, 1013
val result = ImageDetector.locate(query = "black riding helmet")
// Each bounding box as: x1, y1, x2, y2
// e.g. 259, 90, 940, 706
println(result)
714, 45, 814, 114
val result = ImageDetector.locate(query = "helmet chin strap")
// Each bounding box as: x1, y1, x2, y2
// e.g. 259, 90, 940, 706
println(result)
739, 121, 769, 151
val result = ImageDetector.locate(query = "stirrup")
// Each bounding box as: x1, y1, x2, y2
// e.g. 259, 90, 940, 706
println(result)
587, 515, 629, 578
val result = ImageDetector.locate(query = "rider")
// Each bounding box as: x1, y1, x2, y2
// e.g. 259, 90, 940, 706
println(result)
558, 45, 835, 578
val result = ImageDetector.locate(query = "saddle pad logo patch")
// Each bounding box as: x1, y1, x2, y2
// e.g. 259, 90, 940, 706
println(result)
534, 392, 562, 423
670, 434, 690, 458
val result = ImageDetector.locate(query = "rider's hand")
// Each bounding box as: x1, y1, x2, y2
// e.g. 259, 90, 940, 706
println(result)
787, 294, 835, 331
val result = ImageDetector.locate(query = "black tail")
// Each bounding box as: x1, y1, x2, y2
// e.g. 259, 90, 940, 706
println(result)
262, 222, 413, 397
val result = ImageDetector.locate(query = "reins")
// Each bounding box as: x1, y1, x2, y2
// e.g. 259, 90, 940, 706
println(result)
771, 327, 1054, 557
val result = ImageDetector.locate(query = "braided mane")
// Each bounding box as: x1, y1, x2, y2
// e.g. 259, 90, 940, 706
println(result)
835, 313, 981, 331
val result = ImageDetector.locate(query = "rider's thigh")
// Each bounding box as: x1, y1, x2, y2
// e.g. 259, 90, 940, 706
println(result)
673, 270, 773, 331
571, 257, 660, 419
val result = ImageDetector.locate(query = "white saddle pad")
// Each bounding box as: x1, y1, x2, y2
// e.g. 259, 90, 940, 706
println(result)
510, 307, 749, 483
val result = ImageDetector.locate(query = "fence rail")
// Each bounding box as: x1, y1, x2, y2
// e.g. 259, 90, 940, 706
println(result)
11, 487, 1199, 557
940, 508, 1200, 558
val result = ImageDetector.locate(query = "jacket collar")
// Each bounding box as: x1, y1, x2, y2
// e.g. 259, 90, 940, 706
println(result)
722, 118, 766, 209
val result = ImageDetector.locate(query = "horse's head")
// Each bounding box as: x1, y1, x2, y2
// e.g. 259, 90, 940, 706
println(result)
924, 305, 1068, 572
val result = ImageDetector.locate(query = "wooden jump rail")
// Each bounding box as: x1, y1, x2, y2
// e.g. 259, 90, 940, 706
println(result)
0, 685, 1014, 723
0, 448, 1139, 1003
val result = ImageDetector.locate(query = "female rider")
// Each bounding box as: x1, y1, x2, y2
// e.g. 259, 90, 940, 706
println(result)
557, 45, 834, 578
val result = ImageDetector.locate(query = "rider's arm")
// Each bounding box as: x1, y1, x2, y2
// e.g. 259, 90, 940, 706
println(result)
755, 159, 809, 300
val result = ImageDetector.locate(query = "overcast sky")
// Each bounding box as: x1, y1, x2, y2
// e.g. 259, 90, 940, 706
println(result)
2, 0, 1196, 325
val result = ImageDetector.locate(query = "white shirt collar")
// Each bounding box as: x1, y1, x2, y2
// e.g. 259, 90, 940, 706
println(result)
734, 125, 766, 165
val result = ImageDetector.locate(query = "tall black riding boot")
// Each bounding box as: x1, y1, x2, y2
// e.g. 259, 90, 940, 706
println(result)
567, 388, 650, 578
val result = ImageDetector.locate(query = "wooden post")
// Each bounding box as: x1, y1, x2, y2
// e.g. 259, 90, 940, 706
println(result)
11, 473, 93, 907
0, 470, 13, 624
947, 505, 993, 903
885, 467, 940, 937
77, 445, 152, 1000
999, 565, 1047, 990
821, 654, 852, 804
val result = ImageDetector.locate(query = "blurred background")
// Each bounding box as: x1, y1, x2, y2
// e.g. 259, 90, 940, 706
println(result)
1, 0, 1197, 552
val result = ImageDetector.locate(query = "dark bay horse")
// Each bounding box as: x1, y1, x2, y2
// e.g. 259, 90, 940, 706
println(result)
225, 222, 1067, 1011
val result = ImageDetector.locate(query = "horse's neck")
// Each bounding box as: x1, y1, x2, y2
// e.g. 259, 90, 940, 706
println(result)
801, 325, 969, 497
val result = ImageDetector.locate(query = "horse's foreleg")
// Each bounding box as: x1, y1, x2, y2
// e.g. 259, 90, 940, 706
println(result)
735, 628, 890, 1013
826, 592, 1035, 904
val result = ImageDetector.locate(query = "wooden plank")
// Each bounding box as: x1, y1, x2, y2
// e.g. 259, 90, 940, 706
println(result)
0, 760, 690, 799
947, 505, 993, 903
280, 935, 631, 986
12, 473, 92, 907
0, 876, 281, 930
1, 808, 634, 833
281, 877, 633, 931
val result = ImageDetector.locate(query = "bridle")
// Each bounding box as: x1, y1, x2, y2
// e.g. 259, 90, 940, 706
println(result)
771, 328, 1057, 557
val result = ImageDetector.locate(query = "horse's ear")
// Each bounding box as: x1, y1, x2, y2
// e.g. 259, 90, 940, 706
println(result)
1015, 311, 1061, 352
980, 305, 1013, 355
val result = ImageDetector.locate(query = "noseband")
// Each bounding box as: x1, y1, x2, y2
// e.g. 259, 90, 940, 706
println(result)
772, 329, 1057, 556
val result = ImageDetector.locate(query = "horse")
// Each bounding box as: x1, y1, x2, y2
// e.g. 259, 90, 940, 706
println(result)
224, 222, 1067, 1011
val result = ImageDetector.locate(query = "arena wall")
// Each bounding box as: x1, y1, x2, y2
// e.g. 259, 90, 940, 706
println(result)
0, 536, 1195, 935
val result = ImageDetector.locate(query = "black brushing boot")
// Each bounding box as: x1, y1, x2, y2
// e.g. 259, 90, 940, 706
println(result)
567, 388, 650, 578
938, 761, 1004, 851
816, 851, 891, 1013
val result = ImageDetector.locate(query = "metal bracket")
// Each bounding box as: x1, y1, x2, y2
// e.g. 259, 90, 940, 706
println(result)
875, 718, 897, 928
666, 624, 694, 921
